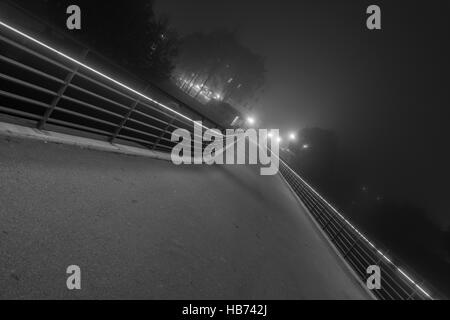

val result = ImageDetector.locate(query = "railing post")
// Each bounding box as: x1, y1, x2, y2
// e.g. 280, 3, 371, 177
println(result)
330, 224, 344, 242
151, 105, 178, 150
374, 249, 389, 265
110, 99, 140, 143
38, 49, 89, 130
110, 86, 148, 144
322, 217, 333, 231
406, 281, 425, 300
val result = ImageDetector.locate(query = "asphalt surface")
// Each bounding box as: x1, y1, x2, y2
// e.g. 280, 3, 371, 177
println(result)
0, 135, 371, 299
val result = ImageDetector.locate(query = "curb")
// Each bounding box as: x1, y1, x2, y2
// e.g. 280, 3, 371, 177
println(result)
0, 121, 173, 162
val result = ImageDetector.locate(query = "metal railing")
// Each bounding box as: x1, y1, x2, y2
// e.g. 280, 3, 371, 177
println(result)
0, 17, 220, 153
278, 159, 436, 300
0, 15, 439, 300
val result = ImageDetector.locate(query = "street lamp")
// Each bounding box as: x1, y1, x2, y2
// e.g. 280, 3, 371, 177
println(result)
289, 133, 296, 141
246, 116, 255, 126
302, 144, 309, 149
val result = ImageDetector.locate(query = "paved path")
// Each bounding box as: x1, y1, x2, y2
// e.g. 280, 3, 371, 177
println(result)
0, 135, 371, 299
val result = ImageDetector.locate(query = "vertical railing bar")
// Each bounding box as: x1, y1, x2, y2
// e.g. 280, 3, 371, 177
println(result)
330, 224, 345, 242
322, 215, 334, 231
38, 49, 89, 130
110, 85, 149, 143
343, 236, 359, 258
151, 111, 178, 150
406, 280, 425, 300
374, 249, 389, 266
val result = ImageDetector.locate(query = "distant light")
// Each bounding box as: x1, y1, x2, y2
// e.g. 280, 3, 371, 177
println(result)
302, 144, 309, 149
267, 132, 274, 138
289, 133, 296, 141
277, 137, 282, 143
246, 117, 255, 125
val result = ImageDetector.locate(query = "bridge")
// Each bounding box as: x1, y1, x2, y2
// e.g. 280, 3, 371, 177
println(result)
0, 7, 436, 300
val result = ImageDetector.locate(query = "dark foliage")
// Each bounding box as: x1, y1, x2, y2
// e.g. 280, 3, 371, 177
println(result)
14, 0, 179, 80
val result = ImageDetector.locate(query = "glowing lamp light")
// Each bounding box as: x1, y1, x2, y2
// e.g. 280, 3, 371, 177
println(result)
246, 117, 255, 125
289, 133, 296, 141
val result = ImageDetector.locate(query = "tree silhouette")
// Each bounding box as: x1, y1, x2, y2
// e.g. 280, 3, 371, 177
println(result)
174, 29, 266, 110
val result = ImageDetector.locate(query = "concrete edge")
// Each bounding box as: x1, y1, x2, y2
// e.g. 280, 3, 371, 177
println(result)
277, 172, 378, 300
0, 121, 174, 162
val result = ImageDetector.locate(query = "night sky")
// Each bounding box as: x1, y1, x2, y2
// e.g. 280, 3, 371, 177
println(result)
156, 0, 450, 226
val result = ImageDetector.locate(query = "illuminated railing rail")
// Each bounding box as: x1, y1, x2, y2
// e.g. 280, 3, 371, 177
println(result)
0, 18, 220, 153
278, 159, 438, 300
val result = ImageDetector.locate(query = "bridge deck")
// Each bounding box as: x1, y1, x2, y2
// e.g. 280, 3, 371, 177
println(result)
0, 135, 371, 299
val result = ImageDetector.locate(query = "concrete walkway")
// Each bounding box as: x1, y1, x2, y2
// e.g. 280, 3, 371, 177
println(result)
0, 129, 371, 299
